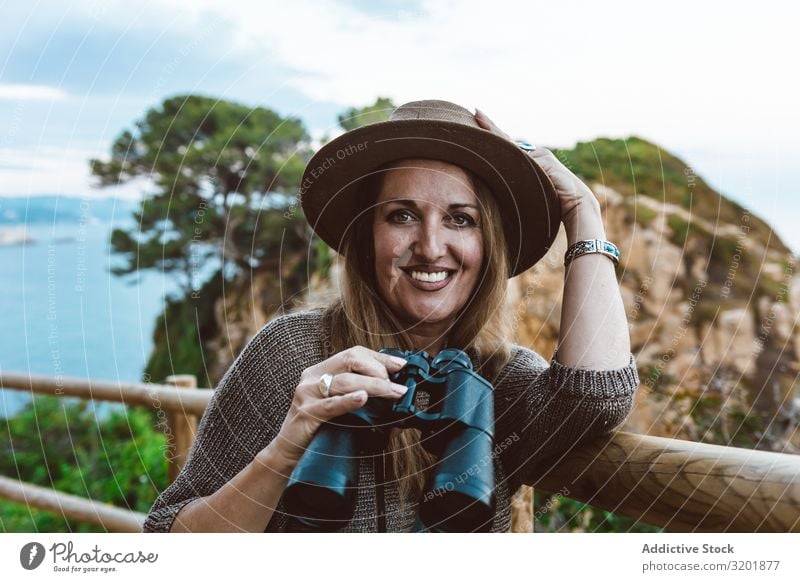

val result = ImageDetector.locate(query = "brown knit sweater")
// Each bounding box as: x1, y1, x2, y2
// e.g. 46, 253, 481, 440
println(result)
143, 309, 639, 533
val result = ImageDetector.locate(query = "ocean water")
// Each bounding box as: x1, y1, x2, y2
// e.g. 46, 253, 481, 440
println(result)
0, 221, 179, 418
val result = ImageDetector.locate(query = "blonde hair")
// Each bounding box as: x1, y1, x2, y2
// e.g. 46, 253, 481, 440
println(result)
305, 160, 514, 504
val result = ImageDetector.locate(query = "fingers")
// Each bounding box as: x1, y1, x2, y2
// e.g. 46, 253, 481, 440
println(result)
474, 108, 491, 129
310, 390, 369, 422
525, 148, 576, 183
474, 108, 511, 140
372, 350, 409, 373
334, 347, 407, 380
285, 347, 411, 456
474, 108, 570, 176
528, 146, 558, 163
296, 346, 409, 405
328, 372, 408, 399
285, 390, 370, 439
524, 147, 572, 179
302, 346, 406, 384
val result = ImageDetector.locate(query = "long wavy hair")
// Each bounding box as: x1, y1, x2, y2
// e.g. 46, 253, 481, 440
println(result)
305, 159, 515, 504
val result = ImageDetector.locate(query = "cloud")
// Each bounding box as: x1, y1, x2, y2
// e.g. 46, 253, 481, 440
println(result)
0, 146, 146, 200
11, 0, 795, 152
0, 84, 68, 101
124, 0, 799, 155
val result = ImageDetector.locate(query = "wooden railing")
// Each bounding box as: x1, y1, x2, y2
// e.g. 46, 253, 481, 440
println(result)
0, 475, 146, 533
0, 372, 211, 532
530, 431, 800, 532
2, 372, 799, 532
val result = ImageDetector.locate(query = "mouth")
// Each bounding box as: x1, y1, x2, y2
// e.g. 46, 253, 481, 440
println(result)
399, 267, 456, 291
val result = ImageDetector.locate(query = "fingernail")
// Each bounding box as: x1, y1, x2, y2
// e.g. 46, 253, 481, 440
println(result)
350, 391, 367, 403
391, 382, 408, 395
390, 356, 407, 367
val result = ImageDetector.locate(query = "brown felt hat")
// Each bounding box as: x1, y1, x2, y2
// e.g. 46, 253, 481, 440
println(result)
299, 99, 561, 278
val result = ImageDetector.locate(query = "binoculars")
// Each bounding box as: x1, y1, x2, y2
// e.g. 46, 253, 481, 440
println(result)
283, 347, 496, 532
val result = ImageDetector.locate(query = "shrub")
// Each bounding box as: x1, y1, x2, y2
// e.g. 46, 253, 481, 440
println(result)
0, 396, 169, 532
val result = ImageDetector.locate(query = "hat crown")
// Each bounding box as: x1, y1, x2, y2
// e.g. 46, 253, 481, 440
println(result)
390, 100, 481, 129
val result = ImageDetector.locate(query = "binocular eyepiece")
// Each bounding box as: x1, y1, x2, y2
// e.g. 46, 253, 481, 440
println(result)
283, 347, 496, 532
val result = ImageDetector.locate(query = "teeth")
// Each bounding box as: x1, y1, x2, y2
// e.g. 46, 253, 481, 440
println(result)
410, 271, 450, 283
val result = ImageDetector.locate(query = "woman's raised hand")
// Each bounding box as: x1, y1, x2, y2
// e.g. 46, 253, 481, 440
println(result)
474, 107, 601, 227
269, 347, 409, 468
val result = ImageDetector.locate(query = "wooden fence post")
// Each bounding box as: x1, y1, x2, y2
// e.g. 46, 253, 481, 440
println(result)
511, 485, 534, 532
165, 375, 198, 483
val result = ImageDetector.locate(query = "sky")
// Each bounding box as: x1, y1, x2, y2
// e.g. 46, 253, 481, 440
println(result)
1, 0, 799, 253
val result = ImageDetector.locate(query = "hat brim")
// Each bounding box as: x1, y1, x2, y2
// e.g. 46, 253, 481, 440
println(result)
299, 119, 561, 277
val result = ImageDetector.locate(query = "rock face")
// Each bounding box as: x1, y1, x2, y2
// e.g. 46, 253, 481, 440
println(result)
498, 179, 798, 445
194, 136, 799, 529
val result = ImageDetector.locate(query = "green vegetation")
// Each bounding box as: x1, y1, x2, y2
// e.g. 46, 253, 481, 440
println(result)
623, 198, 659, 226
127, 97, 398, 384
0, 396, 169, 532
533, 490, 663, 533
707, 233, 782, 300
554, 136, 794, 341
91, 94, 313, 295
554, 136, 789, 256
337, 96, 394, 130
666, 213, 699, 247
314, 237, 333, 281
688, 393, 767, 449
144, 269, 223, 387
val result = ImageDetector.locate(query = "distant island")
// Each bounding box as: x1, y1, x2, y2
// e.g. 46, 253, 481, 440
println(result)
0, 195, 137, 226
0, 226, 34, 246
0, 195, 137, 246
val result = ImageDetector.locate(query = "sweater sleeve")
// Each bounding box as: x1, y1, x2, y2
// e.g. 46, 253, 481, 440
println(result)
141, 311, 323, 533
493, 346, 639, 495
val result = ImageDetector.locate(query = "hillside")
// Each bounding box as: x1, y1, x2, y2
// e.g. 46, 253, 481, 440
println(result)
528, 138, 798, 450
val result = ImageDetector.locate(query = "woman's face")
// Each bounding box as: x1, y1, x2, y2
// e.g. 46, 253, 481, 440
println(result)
371, 158, 484, 332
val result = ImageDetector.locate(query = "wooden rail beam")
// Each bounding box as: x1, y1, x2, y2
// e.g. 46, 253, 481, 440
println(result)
0, 475, 146, 532
531, 431, 800, 532
0, 372, 212, 415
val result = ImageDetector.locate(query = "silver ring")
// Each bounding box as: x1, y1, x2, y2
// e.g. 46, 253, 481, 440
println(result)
318, 373, 334, 398
516, 140, 537, 152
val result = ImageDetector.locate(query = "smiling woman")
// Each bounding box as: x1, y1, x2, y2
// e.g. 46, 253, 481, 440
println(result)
370, 158, 493, 353
142, 99, 640, 533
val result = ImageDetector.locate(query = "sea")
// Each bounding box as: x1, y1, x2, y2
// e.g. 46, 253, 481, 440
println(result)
0, 218, 180, 418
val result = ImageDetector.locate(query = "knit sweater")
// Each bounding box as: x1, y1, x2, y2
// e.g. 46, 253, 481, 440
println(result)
143, 309, 640, 533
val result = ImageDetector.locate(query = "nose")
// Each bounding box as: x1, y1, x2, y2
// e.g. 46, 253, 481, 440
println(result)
412, 218, 447, 262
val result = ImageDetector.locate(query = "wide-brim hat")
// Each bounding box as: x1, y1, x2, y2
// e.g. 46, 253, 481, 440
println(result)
299, 99, 561, 278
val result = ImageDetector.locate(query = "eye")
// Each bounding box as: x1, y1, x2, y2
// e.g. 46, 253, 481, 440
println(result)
450, 213, 477, 227
389, 209, 415, 223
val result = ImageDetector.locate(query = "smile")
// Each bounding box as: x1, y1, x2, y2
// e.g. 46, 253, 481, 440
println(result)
401, 269, 454, 291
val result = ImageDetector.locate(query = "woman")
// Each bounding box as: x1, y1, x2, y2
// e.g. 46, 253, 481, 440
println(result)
143, 100, 639, 533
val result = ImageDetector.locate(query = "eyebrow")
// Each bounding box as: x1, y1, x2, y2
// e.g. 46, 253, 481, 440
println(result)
382, 198, 480, 212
